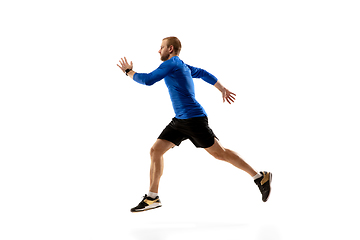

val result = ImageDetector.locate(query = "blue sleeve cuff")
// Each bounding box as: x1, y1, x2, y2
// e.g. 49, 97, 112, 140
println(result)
202, 72, 218, 85
132, 73, 145, 85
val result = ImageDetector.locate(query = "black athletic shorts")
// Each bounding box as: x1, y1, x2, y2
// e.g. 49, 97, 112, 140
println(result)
158, 116, 218, 148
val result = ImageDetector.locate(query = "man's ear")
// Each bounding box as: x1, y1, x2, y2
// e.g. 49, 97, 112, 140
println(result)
169, 45, 174, 54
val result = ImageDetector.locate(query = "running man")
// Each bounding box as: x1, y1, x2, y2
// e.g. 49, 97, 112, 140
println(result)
117, 37, 272, 212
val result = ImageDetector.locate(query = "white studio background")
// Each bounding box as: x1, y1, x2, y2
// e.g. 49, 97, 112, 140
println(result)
1, 0, 359, 239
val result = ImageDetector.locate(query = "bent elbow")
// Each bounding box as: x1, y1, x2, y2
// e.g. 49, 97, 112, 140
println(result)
145, 81, 155, 86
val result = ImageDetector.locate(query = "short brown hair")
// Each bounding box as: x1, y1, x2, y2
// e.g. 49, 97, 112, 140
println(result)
163, 36, 182, 55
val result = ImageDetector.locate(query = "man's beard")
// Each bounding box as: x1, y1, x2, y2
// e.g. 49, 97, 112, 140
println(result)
160, 52, 170, 61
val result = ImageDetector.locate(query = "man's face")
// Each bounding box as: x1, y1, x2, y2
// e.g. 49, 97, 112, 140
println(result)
158, 40, 171, 61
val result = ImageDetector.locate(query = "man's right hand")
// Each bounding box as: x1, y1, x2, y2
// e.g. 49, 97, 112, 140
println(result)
117, 57, 133, 73
117, 57, 135, 79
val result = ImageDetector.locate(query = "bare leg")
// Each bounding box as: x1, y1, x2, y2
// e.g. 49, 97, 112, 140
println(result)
149, 139, 175, 193
205, 138, 257, 177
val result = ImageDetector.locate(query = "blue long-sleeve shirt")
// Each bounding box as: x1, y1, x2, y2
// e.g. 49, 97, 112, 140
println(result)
133, 56, 218, 119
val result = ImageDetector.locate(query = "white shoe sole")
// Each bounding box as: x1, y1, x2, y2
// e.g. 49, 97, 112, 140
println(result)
132, 203, 162, 212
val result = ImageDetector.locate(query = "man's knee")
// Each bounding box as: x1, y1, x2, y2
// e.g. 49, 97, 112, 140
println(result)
150, 146, 156, 158
212, 149, 227, 161
150, 139, 174, 160
150, 146, 163, 159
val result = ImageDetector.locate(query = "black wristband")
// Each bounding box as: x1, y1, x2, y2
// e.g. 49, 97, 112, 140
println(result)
125, 69, 132, 76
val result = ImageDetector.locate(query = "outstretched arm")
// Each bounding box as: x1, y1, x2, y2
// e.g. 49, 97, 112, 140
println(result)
214, 81, 236, 104
118, 57, 173, 86
186, 64, 236, 104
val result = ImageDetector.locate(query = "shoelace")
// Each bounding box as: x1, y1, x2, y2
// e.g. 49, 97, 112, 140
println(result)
135, 195, 149, 208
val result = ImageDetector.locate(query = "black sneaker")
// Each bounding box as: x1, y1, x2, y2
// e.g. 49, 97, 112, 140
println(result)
130, 194, 162, 212
254, 171, 272, 202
